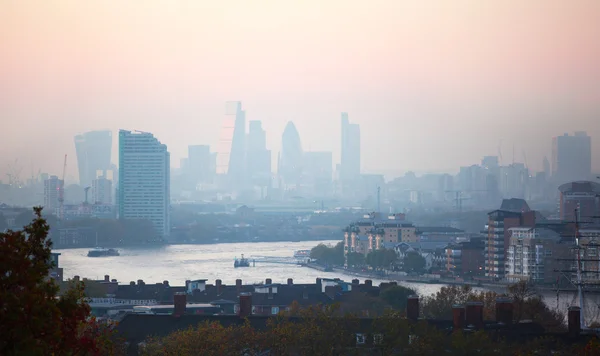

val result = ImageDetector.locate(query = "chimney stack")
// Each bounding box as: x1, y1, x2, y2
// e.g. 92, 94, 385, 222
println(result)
266, 278, 272, 285
74, 275, 80, 282
465, 301, 484, 329
407, 295, 419, 321
104, 275, 110, 282
568, 306, 581, 337
236, 279, 242, 293
216, 279, 222, 295
453, 305, 465, 331
365, 280, 373, 287
287, 278, 293, 285
173, 292, 187, 317
129, 281, 135, 286
137, 279, 144, 286
316, 278, 322, 290
352, 279, 360, 285
163, 280, 169, 287
495, 297, 513, 325
239, 293, 252, 318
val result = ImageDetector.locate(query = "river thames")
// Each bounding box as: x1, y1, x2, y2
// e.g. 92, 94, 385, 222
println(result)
54, 240, 600, 322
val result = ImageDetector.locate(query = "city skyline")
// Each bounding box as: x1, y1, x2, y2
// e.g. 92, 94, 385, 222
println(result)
2, 1, 600, 179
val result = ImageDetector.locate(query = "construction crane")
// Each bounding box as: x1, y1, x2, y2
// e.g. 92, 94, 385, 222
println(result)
445, 190, 488, 214
58, 154, 67, 220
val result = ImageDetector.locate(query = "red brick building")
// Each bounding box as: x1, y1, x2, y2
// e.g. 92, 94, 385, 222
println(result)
559, 181, 600, 222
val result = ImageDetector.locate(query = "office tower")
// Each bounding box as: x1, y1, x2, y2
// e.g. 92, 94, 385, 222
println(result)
188, 145, 211, 184
43, 175, 62, 215
74, 130, 112, 187
552, 132, 592, 183
279, 121, 303, 186
92, 177, 112, 205
481, 156, 499, 170
118, 130, 170, 238
247, 121, 272, 186
303, 151, 333, 196
215, 101, 246, 188
543, 156, 551, 177
340, 113, 361, 184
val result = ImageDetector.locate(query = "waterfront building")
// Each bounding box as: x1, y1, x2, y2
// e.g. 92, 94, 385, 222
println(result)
343, 212, 417, 267
484, 199, 536, 279
118, 130, 170, 238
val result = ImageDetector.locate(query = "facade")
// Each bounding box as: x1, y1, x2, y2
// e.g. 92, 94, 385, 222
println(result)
343, 213, 417, 266
279, 121, 303, 187
303, 151, 333, 197
92, 177, 112, 205
505, 227, 570, 284
558, 181, 600, 222
552, 132, 592, 184
340, 113, 361, 188
118, 130, 170, 238
74, 130, 113, 187
43, 175, 62, 216
216, 101, 246, 189
247, 121, 272, 187
484, 199, 536, 279
188, 145, 211, 185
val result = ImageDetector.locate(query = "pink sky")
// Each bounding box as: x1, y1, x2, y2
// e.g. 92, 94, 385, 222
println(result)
1, 0, 599, 180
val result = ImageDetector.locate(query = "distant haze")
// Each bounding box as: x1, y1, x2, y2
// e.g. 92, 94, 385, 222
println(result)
1, 0, 599, 180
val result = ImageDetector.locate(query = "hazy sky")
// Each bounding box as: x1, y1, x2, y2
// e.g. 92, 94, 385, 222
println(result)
1, 0, 599, 181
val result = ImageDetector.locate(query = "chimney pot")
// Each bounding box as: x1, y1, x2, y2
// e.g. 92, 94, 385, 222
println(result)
173, 292, 187, 316
137, 279, 144, 286
452, 304, 465, 331
407, 295, 419, 321
266, 278, 272, 285
129, 281, 135, 286
465, 301, 484, 329
365, 280, 373, 287
352, 279, 360, 285
104, 275, 110, 282
495, 297, 513, 325
287, 278, 293, 285
216, 279, 222, 295
236, 279, 242, 292
163, 280, 169, 286
568, 306, 581, 337
111, 279, 117, 283
239, 293, 252, 318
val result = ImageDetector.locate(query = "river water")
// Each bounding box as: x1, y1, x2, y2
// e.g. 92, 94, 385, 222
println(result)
54, 240, 600, 323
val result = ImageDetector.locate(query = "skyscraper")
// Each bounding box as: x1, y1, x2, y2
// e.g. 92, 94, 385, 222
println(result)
279, 121, 303, 186
44, 175, 62, 216
74, 130, 112, 187
247, 121, 271, 186
340, 113, 361, 184
188, 145, 211, 184
552, 132, 592, 183
92, 177, 112, 205
303, 151, 333, 197
118, 130, 170, 238
215, 101, 246, 189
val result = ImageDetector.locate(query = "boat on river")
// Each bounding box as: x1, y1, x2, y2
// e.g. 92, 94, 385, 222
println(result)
87, 248, 120, 257
234, 254, 250, 268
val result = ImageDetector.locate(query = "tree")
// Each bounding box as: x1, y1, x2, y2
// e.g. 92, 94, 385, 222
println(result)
0, 212, 7, 232
346, 252, 365, 267
0, 207, 121, 355
366, 248, 397, 269
380, 285, 417, 310
310, 242, 344, 266
403, 251, 426, 273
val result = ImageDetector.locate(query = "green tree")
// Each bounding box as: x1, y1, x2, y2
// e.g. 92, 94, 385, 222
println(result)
403, 251, 426, 273
310, 242, 344, 266
366, 248, 397, 269
346, 252, 365, 267
0, 207, 121, 355
380, 285, 417, 310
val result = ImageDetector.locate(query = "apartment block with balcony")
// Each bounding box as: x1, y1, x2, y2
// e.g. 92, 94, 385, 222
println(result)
343, 212, 416, 266
484, 199, 536, 280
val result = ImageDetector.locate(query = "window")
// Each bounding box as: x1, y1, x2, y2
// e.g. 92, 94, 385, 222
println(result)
373, 334, 384, 345
271, 307, 279, 315
355, 334, 366, 345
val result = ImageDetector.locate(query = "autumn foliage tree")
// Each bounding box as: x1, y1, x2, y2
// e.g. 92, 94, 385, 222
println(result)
0, 207, 121, 355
